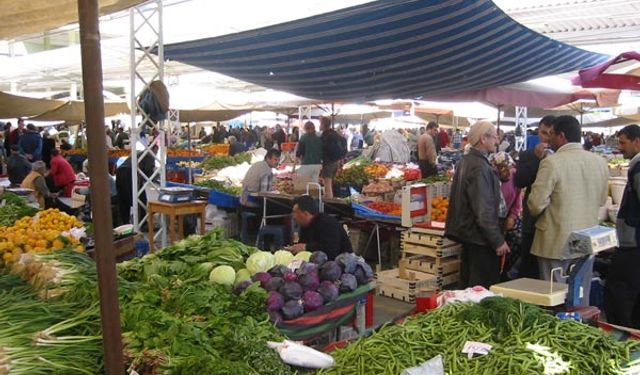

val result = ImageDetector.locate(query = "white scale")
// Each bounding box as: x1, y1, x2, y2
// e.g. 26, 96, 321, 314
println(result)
158, 187, 196, 203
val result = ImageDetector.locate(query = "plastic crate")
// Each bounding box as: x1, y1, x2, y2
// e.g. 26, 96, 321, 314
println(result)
208, 190, 240, 208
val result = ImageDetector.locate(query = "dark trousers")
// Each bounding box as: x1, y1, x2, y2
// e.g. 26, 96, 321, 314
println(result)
604, 247, 640, 328
115, 167, 133, 225
460, 243, 500, 289
518, 231, 540, 279
418, 159, 437, 178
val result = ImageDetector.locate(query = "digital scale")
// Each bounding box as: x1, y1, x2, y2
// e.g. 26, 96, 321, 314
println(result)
158, 187, 196, 203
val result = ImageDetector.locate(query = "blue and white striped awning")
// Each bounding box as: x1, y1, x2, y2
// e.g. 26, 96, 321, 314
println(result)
162, 0, 609, 102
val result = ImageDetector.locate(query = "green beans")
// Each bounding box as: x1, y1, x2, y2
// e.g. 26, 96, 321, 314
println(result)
319, 298, 640, 375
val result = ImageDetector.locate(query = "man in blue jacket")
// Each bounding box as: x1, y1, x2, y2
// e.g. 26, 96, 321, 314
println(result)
19, 123, 43, 161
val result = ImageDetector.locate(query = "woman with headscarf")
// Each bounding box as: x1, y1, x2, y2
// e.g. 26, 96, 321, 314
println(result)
490, 151, 523, 279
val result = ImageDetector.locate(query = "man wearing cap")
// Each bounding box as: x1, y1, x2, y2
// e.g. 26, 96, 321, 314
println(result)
528, 116, 608, 306
19, 124, 43, 161
446, 120, 509, 288
513, 115, 555, 279
21, 161, 58, 209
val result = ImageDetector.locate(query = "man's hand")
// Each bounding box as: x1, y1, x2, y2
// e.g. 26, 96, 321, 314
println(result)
289, 243, 306, 254
534, 143, 549, 160
496, 242, 510, 256
505, 217, 516, 231
50, 193, 59, 199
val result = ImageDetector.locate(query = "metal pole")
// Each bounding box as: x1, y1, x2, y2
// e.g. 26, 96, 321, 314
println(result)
76, 1, 124, 374
496, 105, 502, 133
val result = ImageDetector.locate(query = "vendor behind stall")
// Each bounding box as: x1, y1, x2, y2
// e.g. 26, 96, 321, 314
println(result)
290, 195, 352, 260
47, 149, 76, 197
21, 161, 58, 208
241, 148, 281, 208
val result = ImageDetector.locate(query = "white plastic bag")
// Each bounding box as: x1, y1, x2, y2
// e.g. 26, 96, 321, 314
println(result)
401, 355, 444, 375
267, 340, 335, 369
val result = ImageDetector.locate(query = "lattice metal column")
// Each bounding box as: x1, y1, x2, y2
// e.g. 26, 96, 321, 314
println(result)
514, 106, 528, 152
129, 0, 167, 242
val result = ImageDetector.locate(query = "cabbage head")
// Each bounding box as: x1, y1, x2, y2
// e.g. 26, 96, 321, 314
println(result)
274, 250, 294, 266
294, 251, 312, 262
246, 251, 275, 275
209, 265, 236, 286
234, 268, 252, 285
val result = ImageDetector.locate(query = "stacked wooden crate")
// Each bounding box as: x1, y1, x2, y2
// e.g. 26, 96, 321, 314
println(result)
375, 228, 461, 303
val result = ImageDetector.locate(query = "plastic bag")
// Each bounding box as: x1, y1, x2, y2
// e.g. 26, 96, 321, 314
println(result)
267, 340, 335, 369
401, 355, 444, 375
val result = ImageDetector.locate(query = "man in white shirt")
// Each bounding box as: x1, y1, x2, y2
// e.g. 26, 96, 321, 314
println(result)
241, 149, 281, 208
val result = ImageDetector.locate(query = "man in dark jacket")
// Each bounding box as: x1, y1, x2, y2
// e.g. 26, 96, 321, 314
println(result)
7, 145, 31, 186
605, 124, 640, 328
290, 195, 352, 260
19, 124, 43, 161
445, 121, 508, 288
513, 115, 555, 279
320, 117, 346, 199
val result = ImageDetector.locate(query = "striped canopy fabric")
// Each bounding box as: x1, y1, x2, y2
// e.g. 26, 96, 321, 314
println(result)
162, 0, 609, 102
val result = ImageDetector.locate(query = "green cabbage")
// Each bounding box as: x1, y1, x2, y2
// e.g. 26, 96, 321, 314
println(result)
234, 268, 252, 285
245, 251, 275, 275
273, 250, 294, 266
294, 251, 312, 262
209, 265, 236, 285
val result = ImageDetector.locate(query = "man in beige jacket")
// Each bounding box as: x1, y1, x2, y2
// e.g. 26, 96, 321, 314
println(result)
528, 115, 608, 305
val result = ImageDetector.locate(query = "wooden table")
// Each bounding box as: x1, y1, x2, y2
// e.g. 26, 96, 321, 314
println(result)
147, 200, 207, 252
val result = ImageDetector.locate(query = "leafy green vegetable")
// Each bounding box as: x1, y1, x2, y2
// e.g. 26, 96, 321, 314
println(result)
193, 179, 242, 196
0, 192, 39, 226
199, 153, 251, 171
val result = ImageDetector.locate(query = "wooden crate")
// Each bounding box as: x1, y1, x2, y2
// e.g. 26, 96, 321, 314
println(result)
375, 267, 459, 303
401, 230, 458, 249
401, 242, 462, 258
401, 255, 461, 276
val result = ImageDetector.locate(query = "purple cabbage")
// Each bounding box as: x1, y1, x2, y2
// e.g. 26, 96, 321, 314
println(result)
338, 273, 357, 293
279, 281, 303, 301
335, 253, 358, 274
269, 310, 283, 325
233, 280, 253, 295
266, 291, 285, 312
320, 261, 342, 282
309, 251, 328, 266
268, 265, 290, 278
296, 262, 318, 277
302, 291, 324, 312
281, 299, 304, 320
354, 261, 374, 285
298, 272, 320, 291
317, 281, 339, 303
252, 272, 272, 288
283, 271, 298, 282
265, 277, 285, 292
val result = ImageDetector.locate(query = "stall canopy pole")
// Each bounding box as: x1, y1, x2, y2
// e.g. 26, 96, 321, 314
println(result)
496, 105, 502, 133
76, 0, 124, 373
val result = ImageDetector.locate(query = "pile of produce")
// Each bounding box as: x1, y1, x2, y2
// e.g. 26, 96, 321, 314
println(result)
273, 177, 294, 194
63, 148, 87, 156
215, 250, 373, 323
364, 164, 389, 179
362, 180, 393, 194
367, 201, 401, 216
175, 160, 201, 168
201, 143, 230, 155
167, 148, 202, 157
403, 168, 421, 181
320, 297, 639, 375
420, 175, 451, 184
200, 152, 252, 171
335, 165, 369, 187
194, 179, 242, 196
0, 193, 39, 226
431, 196, 449, 222
108, 149, 130, 158
0, 208, 84, 265
0, 230, 297, 374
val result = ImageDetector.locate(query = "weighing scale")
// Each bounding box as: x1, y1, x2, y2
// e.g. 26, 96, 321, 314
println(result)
491, 226, 618, 308
158, 187, 196, 203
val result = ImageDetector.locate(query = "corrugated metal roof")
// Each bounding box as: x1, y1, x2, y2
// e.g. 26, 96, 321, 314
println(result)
494, 0, 640, 45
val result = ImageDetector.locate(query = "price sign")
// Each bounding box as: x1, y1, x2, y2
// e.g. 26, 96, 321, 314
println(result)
462, 341, 493, 359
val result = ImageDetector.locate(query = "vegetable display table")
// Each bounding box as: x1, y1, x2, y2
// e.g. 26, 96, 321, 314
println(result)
147, 200, 207, 252
277, 284, 374, 341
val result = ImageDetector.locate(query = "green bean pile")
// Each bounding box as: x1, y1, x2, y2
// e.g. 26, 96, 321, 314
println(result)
320, 297, 639, 375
